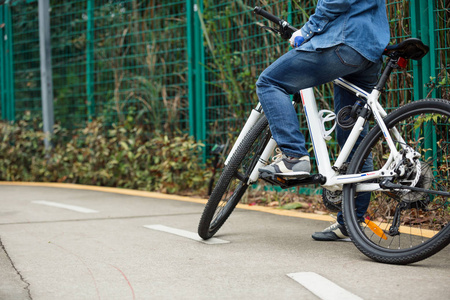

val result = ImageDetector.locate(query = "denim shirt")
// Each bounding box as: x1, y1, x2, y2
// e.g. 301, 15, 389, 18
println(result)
298, 0, 390, 62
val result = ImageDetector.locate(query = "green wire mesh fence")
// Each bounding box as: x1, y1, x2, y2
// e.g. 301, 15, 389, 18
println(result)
3, 0, 190, 132
1, 0, 449, 157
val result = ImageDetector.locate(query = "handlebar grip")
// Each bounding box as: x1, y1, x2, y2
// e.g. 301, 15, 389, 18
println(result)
254, 6, 282, 25
254, 6, 298, 34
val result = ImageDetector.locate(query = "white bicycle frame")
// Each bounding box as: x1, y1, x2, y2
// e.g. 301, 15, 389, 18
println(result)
224, 77, 409, 193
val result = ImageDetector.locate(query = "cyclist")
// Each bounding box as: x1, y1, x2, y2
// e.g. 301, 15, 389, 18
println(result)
256, 0, 390, 240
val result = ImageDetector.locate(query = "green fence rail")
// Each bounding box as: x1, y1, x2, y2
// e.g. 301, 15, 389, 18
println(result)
1, 0, 449, 156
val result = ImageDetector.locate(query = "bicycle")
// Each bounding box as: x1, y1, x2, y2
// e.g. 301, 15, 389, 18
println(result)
198, 6, 450, 265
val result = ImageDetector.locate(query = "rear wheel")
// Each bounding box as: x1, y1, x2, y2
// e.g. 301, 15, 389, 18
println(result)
343, 99, 450, 264
198, 116, 270, 239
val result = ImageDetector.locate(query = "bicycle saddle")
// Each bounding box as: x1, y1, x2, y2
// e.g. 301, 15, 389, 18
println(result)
383, 38, 429, 60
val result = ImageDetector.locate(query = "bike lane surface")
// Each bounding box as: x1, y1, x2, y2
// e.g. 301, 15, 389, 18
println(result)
0, 183, 449, 300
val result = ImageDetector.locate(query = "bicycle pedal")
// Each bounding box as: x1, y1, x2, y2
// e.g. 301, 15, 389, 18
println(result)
259, 172, 287, 182
260, 172, 326, 188
276, 173, 310, 179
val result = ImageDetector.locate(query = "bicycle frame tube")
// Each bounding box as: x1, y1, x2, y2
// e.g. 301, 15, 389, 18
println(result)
300, 87, 375, 187
234, 78, 405, 192
224, 103, 263, 165
301, 80, 402, 191
247, 137, 277, 184
333, 78, 369, 101
368, 90, 401, 157
300, 88, 334, 178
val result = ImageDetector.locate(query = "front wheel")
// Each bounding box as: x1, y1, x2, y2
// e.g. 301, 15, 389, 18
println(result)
198, 116, 270, 239
343, 99, 450, 264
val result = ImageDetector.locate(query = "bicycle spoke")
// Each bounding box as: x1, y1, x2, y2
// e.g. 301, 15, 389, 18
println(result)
198, 116, 270, 239
344, 99, 450, 264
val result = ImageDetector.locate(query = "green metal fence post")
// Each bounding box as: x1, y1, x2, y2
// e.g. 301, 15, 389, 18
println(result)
4, 1, 15, 121
411, 0, 437, 99
0, 4, 5, 120
426, 0, 437, 99
410, 0, 424, 101
425, 0, 437, 160
187, 0, 196, 137
194, 0, 206, 144
410, 0, 437, 162
187, 0, 206, 160
287, 0, 292, 24
86, 0, 95, 122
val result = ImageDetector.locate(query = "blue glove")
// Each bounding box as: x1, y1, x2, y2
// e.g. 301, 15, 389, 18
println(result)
289, 30, 304, 47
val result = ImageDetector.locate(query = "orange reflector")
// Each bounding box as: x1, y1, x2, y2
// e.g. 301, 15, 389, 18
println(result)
365, 219, 388, 240
276, 177, 286, 183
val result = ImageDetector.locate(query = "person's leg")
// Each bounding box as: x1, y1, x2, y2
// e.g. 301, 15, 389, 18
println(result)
333, 60, 381, 225
312, 59, 382, 240
334, 86, 373, 226
256, 44, 375, 160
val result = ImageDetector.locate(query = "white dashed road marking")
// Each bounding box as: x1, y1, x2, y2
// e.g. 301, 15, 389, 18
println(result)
32, 200, 99, 213
144, 224, 230, 245
287, 272, 363, 300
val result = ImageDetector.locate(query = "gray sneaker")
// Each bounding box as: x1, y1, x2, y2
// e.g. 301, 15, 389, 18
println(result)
259, 154, 311, 177
312, 222, 351, 241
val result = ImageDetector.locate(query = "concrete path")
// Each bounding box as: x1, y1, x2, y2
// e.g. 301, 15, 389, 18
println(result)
0, 183, 449, 300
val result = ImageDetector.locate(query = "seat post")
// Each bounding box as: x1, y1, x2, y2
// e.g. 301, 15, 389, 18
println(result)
375, 58, 396, 91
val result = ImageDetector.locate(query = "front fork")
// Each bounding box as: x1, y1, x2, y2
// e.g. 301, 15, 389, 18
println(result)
247, 137, 277, 184
224, 104, 263, 166
223, 102, 278, 185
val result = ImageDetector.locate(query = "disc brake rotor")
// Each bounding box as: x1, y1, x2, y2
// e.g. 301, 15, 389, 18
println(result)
387, 147, 433, 203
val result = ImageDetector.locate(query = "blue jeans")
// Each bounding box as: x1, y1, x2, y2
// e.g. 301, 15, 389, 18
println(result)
256, 44, 380, 225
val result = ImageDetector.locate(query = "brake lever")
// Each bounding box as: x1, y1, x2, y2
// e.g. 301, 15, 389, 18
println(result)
257, 23, 293, 40
260, 25, 280, 35
279, 23, 294, 40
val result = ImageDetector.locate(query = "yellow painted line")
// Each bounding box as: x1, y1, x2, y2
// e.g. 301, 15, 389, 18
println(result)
0, 181, 333, 222
0, 181, 208, 204
235, 203, 334, 222
368, 220, 436, 239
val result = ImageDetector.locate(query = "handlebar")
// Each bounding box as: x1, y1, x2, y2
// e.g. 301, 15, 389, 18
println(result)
253, 6, 298, 39
254, 6, 282, 24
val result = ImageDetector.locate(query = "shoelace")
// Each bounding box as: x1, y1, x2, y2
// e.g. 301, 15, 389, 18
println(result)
272, 147, 283, 162
323, 222, 340, 232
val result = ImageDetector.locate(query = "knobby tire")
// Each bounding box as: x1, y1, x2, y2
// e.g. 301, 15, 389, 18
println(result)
343, 99, 450, 264
198, 116, 270, 239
